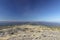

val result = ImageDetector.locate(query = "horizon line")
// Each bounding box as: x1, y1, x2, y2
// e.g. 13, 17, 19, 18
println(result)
0, 20, 60, 23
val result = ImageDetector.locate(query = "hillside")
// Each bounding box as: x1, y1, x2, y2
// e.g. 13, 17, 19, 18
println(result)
0, 25, 60, 40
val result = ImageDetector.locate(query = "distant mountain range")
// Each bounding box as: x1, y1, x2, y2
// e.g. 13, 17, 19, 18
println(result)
0, 21, 60, 27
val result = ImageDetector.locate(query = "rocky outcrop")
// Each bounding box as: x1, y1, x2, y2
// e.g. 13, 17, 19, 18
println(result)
0, 25, 60, 40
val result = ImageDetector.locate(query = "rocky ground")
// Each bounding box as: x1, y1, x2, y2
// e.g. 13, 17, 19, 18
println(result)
0, 25, 60, 40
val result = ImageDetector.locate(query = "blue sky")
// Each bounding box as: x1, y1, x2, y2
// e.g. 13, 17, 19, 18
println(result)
0, 0, 60, 22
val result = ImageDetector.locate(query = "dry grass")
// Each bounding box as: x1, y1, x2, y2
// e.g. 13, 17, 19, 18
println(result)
0, 25, 60, 40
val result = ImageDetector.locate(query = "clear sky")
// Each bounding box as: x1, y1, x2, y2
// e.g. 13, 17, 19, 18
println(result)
0, 0, 60, 22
